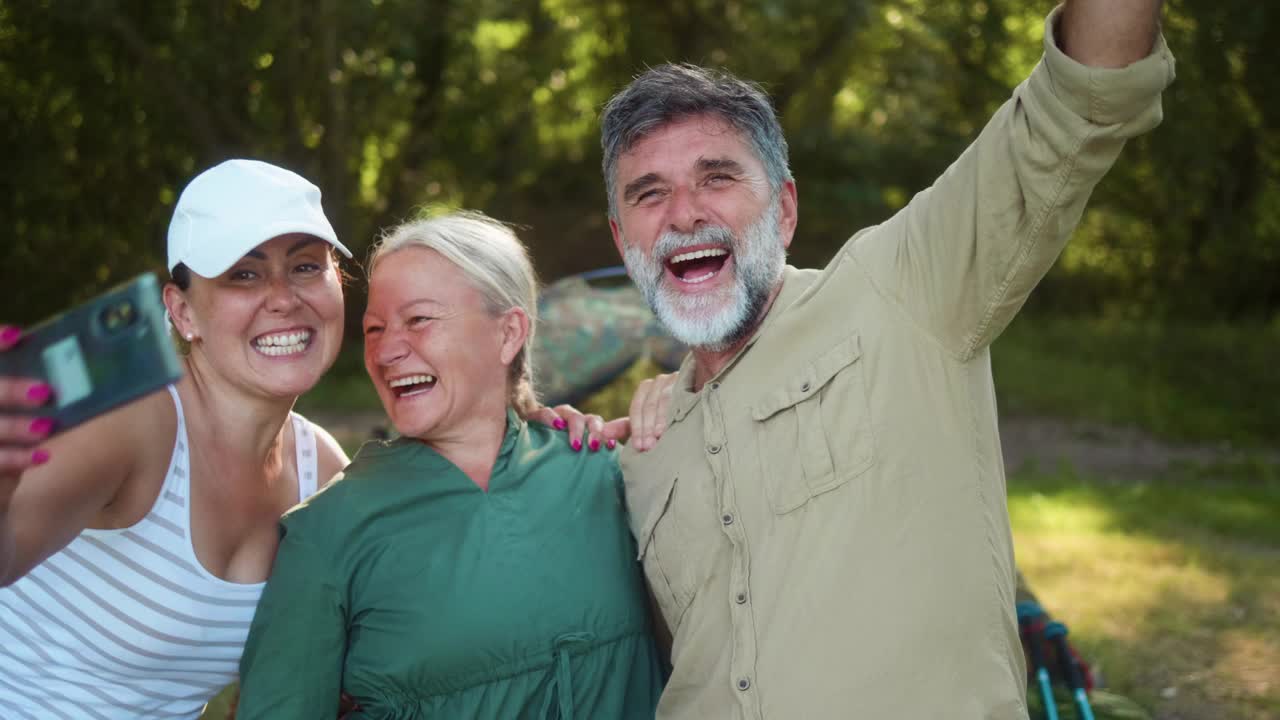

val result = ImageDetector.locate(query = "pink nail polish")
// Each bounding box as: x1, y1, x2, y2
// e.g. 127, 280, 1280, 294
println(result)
31, 449, 51, 465
607, 438, 617, 450
29, 418, 55, 436
589, 438, 600, 452
572, 438, 582, 451
0, 326, 20, 344
553, 418, 567, 430
27, 384, 53, 403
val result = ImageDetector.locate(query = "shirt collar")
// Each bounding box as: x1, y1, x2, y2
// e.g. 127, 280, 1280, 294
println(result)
667, 265, 809, 425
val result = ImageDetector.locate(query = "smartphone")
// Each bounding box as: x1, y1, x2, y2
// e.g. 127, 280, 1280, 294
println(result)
0, 273, 183, 433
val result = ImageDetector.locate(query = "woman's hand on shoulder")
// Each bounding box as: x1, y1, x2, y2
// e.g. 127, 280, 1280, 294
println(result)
527, 404, 627, 454
525, 371, 678, 454
627, 372, 678, 452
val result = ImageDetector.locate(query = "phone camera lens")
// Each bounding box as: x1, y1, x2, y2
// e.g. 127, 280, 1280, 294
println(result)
99, 301, 138, 334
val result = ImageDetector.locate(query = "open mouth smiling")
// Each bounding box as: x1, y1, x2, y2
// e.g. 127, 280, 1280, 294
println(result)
388, 373, 437, 398
252, 329, 313, 357
665, 246, 730, 285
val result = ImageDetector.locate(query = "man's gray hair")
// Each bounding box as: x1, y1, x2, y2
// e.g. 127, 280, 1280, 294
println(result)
368, 210, 541, 417
600, 63, 792, 219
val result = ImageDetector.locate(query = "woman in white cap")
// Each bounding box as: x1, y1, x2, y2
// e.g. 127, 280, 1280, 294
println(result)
0, 159, 635, 719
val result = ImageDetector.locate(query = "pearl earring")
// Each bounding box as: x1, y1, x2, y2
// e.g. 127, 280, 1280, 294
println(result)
185, 332, 195, 341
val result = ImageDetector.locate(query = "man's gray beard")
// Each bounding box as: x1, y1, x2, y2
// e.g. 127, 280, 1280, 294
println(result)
623, 198, 785, 352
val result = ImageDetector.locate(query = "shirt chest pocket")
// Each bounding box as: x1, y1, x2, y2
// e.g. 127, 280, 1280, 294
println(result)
751, 332, 876, 514
629, 470, 718, 632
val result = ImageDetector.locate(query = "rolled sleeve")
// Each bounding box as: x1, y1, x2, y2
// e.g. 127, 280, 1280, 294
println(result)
1038, 5, 1176, 129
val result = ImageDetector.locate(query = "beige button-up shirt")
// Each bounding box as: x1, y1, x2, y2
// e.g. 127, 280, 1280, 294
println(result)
620, 9, 1175, 719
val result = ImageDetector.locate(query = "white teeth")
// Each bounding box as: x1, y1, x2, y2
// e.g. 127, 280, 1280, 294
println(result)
389, 374, 436, 388
253, 330, 312, 356
669, 248, 728, 264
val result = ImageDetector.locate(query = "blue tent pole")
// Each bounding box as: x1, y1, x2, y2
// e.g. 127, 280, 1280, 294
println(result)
1045, 622, 1095, 720
1017, 602, 1059, 720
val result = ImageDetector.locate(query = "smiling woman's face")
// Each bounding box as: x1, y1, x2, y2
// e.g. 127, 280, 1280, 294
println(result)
362, 246, 514, 442
179, 233, 344, 399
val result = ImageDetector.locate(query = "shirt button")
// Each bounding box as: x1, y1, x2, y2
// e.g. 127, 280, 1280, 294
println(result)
735, 591, 748, 604
801, 381, 811, 392
710, 382, 720, 390
708, 444, 721, 454
737, 677, 751, 691
721, 513, 734, 525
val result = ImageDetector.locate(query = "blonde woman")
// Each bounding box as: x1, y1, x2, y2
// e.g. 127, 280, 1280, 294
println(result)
237, 211, 663, 719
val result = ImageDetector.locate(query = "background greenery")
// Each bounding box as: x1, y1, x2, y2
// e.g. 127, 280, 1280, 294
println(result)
4, 1, 1276, 718
4, 0, 1277, 326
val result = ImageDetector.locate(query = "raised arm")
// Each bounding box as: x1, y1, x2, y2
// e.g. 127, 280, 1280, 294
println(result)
0, 379, 151, 586
845, 3, 1174, 359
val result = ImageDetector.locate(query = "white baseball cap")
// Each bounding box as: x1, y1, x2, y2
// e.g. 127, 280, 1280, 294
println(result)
166, 159, 352, 278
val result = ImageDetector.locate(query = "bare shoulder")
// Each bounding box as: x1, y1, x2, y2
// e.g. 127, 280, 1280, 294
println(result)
94, 388, 179, 524
308, 421, 350, 488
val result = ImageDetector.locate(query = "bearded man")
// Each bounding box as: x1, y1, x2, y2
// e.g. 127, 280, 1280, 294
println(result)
603, 2, 1175, 718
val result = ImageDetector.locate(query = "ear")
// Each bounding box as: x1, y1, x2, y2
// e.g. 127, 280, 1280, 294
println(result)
162, 282, 199, 341
609, 216, 626, 260
777, 179, 799, 250
497, 307, 530, 367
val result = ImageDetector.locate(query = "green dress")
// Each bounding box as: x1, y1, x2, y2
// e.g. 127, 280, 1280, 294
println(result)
237, 411, 664, 719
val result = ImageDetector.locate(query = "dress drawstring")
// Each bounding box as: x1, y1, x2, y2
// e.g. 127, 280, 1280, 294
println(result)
539, 632, 595, 720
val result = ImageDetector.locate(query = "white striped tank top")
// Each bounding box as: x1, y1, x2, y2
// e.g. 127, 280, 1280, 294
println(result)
0, 386, 321, 719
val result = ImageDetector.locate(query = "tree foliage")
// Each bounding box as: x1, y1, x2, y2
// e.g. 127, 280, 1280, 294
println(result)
3, 0, 1275, 325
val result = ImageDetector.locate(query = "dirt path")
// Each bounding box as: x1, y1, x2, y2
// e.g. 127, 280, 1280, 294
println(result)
998, 415, 1277, 479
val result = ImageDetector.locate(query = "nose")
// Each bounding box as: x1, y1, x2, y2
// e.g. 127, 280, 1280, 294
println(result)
665, 185, 706, 235
264, 275, 301, 314
371, 331, 409, 368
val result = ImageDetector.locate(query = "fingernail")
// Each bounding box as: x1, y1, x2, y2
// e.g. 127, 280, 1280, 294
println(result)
31, 449, 51, 466
589, 438, 600, 452
571, 438, 582, 451
607, 438, 617, 449
27, 384, 53, 403
553, 418, 567, 431
29, 417, 55, 436
0, 326, 20, 344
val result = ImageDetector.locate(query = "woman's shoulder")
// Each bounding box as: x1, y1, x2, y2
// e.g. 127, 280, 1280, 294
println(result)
288, 412, 351, 488
280, 437, 424, 528
520, 421, 622, 483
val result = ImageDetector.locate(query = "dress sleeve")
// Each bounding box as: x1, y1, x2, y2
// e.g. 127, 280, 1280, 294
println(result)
236, 510, 349, 719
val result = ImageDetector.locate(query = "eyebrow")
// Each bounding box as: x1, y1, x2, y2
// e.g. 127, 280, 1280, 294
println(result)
398, 298, 444, 313
622, 173, 663, 204
696, 157, 746, 175
363, 299, 445, 324
245, 237, 326, 260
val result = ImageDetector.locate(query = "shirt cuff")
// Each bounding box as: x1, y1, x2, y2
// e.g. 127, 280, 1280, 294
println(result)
1038, 3, 1177, 126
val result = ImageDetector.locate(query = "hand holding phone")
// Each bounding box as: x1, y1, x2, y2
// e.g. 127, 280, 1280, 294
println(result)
0, 326, 57, 475
0, 274, 183, 475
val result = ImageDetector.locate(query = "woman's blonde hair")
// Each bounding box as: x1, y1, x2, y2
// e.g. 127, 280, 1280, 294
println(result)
367, 210, 540, 418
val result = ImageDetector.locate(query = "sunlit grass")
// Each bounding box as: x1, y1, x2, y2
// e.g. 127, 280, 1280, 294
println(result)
1010, 467, 1280, 719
